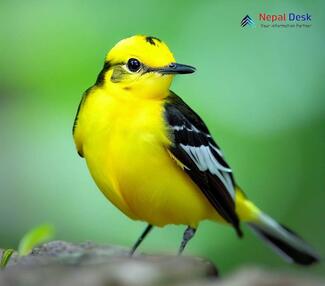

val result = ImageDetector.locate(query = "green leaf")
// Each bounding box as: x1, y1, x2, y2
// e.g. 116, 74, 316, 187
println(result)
1, 249, 14, 269
18, 224, 55, 256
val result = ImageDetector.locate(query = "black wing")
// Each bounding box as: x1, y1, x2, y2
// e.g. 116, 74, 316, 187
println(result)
164, 92, 242, 237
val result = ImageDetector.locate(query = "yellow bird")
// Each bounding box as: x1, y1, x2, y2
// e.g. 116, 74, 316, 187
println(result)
73, 35, 319, 264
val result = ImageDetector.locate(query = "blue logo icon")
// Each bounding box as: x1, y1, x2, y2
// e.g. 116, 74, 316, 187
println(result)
241, 15, 255, 27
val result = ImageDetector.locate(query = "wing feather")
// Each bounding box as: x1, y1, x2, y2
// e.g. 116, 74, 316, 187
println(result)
164, 92, 242, 236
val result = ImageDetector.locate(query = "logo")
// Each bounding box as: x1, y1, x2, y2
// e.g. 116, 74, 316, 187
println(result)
241, 15, 255, 27
241, 13, 312, 29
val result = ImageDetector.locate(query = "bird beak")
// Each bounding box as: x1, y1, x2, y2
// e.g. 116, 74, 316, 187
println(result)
157, 63, 196, 75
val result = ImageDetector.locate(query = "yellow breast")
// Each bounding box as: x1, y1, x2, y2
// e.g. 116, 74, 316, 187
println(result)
74, 87, 218, 227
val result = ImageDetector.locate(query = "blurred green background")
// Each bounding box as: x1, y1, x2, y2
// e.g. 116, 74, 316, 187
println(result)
1, 0, 324, 276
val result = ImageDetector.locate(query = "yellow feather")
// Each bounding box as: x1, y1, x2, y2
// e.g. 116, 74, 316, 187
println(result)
73, 35, 260, 229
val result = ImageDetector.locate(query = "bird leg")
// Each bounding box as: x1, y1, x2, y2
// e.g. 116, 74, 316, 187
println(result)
178, 226, 196, 255
129, 224, 153, 256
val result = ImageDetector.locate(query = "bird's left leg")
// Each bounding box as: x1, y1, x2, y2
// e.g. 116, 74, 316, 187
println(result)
178, 226, 197, 255
129, 224, 153, 256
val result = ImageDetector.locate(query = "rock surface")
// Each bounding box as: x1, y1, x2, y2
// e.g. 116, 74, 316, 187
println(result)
0, 241, 323, 286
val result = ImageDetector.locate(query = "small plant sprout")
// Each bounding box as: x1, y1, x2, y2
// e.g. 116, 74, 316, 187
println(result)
18, 224, 55, 256
0, 223, 55, 269
0, 249, 14, 269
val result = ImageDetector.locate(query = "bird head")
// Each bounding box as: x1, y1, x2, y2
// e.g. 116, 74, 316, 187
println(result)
96, 35, 196, 99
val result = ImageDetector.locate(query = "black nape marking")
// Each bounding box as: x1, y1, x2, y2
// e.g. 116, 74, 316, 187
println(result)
95, 61, 111, 86
145, 36, 161, 46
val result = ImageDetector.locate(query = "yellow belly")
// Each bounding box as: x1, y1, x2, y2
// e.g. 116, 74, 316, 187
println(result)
84, 122, 218, 227
76, 90, 216, 227
75, 88, 258, 228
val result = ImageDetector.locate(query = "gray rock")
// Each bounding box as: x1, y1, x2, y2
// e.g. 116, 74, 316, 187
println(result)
0, 241, 323, 286
217, 268, 325, 286
0, 241, 217, 286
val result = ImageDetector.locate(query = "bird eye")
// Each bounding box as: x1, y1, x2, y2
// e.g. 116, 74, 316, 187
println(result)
127, 58, 141, 72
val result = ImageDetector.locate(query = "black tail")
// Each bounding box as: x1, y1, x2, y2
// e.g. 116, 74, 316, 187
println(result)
248, 212, 320, 265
